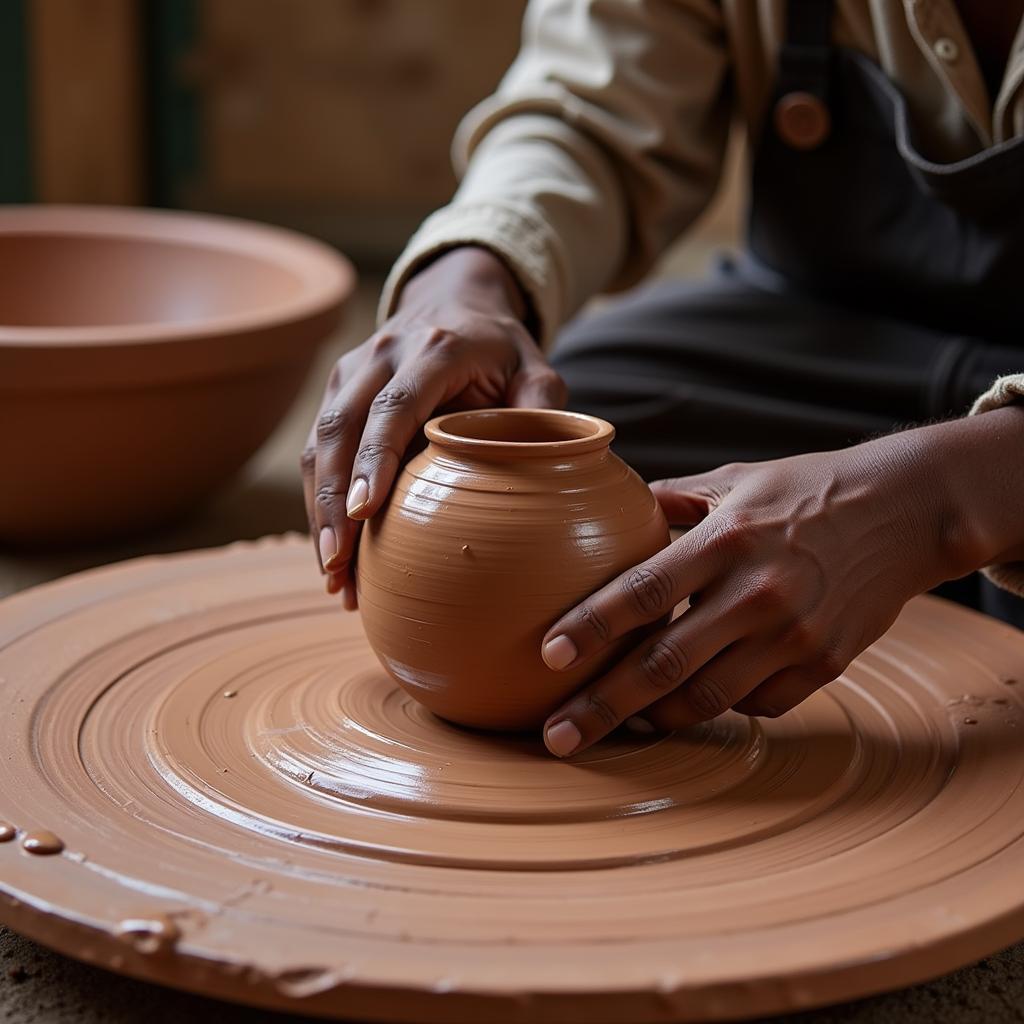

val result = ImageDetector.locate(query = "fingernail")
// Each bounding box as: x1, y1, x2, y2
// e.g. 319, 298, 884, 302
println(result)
625, 716, 655, 735
319, 526, 338, 569
545, 719, 581, 758
346, 477, 369, 518
542, 635, 578, 671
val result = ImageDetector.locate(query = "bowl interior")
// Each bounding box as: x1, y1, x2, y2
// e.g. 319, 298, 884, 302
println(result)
0, 232, 306, 328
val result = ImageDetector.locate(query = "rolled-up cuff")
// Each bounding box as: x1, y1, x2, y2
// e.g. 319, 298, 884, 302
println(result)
970, 373, 1024, 596
377, 203, 565, 349
970, 373, 1024, 415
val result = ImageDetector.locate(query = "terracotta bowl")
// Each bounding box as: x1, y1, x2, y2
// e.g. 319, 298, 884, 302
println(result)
358, 408, 670, 730
0, 205, 354, 543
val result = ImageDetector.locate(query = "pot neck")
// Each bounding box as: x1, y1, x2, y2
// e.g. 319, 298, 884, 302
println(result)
423, 409, 615, 460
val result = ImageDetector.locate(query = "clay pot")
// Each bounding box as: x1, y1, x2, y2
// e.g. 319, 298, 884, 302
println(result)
358, 408, 670, 730
0, 205, 354, 543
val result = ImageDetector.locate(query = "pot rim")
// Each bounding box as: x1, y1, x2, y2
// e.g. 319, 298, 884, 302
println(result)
424, 408, 615, 457
0, 204, 354, 348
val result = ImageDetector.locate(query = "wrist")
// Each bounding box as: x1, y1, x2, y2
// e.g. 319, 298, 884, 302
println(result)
893, 408, 1024, 580
397, 245, 530, 324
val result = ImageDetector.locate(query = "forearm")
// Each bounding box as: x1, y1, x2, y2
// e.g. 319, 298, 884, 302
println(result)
879, 407, 1024, 581
379, 117, 627, 346
940, 406, 1024, 568
381, 0, 732, 345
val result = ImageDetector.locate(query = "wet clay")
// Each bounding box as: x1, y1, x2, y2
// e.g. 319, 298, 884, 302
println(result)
0, 205, 354, 543
1, 536, 1024, 1023
20, 831, 64, 856
358, 409, 670, 729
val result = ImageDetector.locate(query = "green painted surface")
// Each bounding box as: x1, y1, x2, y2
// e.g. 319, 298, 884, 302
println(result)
146, 0, 200, 207
0, 0, 31, 202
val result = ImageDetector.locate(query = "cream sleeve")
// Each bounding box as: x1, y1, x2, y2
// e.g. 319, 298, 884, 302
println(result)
378, 0, 732, 346
970, 373, 1024, 596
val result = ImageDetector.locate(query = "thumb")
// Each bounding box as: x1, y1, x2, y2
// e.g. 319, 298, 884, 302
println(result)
507, 363, 567, 410
650, 469, 735, 527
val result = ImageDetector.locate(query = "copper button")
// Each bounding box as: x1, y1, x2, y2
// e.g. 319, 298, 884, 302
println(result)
773, 91, 831, 150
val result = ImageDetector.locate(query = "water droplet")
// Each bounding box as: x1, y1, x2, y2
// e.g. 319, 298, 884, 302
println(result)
117, 915, 181, 955
22, 830, 63, 856
993, 697, 1010, 706
223, 690, 237, 699
461, 544, 470, 555
0, 823, 15, 843
963, 717, 978, 726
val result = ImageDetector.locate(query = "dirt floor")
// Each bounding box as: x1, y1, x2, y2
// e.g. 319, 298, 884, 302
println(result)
3, 251, 1024, 1022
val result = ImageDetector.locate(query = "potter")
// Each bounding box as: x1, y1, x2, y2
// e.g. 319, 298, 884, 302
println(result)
5, 0, 1024, 1019
358, 408, 669, 730
304, 0, 1024, 757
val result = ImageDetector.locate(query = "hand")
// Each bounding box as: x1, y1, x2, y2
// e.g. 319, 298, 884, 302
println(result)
537, 413, 1024, 757
302, 246, 565, 608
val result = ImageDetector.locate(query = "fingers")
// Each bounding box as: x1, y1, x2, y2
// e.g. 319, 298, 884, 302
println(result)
313, 359, 393, 589
734, 656, 849, 719
301, 434, 322, 572
540, 527, 724, 674
307, 315, 561, 601
302, 360, 346, 574
542, 594, 745, 757
341, 571, 360, 612
346, 331, 487, 521
507, 342, 566, 409
649, 468, 736, 527
638, 640, 791, 732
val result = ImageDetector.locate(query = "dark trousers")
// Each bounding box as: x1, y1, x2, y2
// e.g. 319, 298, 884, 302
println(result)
551, 259, 1024, 628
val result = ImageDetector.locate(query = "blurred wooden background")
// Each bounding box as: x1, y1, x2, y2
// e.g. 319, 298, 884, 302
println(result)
7, 0, 742, 266
14, 0, 532, 261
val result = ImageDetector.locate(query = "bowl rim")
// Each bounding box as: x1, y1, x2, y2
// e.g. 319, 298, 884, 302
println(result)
424, 408, 616, 457
0, 205, 355, 348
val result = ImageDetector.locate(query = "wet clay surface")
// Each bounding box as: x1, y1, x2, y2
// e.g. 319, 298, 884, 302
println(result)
1, 536, 1024, 1022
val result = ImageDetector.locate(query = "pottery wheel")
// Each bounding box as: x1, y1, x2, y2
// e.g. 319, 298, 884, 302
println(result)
2, 537, 1024, 1023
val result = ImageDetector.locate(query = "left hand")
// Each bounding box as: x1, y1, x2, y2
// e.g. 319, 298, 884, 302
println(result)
539, 431, 984, 757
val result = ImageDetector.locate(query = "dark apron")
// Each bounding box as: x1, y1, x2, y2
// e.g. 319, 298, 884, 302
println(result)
748, 0, 1024, 625
749, 0, 1024, 343
552, 0, 1024, 625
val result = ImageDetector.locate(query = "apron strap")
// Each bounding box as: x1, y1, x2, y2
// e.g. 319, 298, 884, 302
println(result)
773, 0, 836, 150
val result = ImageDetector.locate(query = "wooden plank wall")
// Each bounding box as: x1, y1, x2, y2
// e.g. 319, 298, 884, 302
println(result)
27, 0, 144, 204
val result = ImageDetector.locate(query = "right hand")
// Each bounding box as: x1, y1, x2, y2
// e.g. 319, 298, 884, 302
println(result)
302, 245, 566, 608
